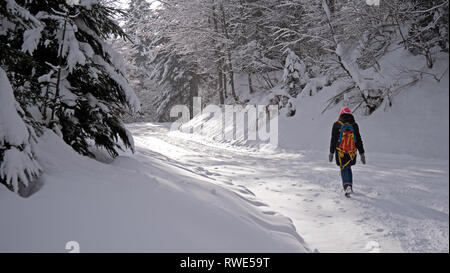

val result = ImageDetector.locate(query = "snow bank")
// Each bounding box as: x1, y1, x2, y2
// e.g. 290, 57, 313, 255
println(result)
279, 49, 449, 159
0, 129, 309, 252
180, 49, 449, 159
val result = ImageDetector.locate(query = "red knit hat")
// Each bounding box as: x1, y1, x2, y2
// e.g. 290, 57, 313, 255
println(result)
339, 107, 352, 116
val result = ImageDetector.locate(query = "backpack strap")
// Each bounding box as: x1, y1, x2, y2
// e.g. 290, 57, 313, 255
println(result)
337, 121, 357, 143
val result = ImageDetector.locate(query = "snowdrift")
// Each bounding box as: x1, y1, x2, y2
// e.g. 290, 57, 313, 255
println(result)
0, 129, 309, 252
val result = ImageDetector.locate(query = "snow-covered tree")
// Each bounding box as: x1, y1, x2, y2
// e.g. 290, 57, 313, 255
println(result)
406, 0, 449, 68
117, 0, 159, 122
120, 0, 448, 121
131, 3, 198, 121
0, 0, 140, 195
1, 0, 140, 157
150, 52, 199, 121
282, 49, 309, 98
123, 0, 154, 93
0, 67, 42, 196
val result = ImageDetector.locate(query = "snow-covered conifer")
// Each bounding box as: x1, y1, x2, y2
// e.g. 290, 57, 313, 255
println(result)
282, 49, 309, 98
1, 0, 140, 160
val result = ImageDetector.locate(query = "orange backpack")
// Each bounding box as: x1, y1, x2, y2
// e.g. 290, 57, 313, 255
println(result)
336, 120, 357, 169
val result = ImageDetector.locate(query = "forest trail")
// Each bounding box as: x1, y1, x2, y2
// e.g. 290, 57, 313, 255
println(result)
128, 123, 449, 253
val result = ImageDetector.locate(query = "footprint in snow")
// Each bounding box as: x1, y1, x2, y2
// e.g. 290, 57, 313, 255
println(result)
262, 211, 277, 215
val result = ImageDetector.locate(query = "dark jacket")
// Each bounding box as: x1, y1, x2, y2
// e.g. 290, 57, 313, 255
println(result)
330, 114, 365, 166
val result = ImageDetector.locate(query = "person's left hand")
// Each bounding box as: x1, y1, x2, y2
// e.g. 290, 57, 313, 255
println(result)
329, 153, 334, 162
360, 153, 366, 164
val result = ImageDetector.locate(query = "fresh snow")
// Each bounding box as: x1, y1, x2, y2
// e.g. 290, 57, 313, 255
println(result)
135, 123, 449, 252
0, 129, 309, 252
1, 4, 448, 253
168, 47, 449, 252
1, 66, 447, 251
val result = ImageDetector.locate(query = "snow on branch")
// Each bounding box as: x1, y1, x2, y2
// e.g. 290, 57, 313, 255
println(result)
21, 25, 44, 55
0, 68, 42, 194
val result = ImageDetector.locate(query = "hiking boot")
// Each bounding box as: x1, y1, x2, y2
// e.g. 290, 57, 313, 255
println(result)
344, 185, 352, 197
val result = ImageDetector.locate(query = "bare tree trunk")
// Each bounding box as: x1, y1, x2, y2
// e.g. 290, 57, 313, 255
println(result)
248, 73, 254, 94
189, 73, 199, 119
223, 72, 228, 99
229, 68, 237, 99
220, 3, 238, 101
50, 11, 68, 127
217, 67, 224, 105
212, 2, 224, 104
425, 49, 434, 68
41, 84, 50, 122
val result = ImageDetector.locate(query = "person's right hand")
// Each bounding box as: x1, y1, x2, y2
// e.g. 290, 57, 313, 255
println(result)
329, 153, 334, 162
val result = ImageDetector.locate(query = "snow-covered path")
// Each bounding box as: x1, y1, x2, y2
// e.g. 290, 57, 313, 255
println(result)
129, 123, 449, 253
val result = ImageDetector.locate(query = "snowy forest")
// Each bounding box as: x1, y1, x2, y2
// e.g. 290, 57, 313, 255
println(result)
0, 0, 449, 253
120, 0, 448, 121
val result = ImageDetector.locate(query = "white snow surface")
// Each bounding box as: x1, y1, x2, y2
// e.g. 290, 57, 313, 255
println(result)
1, 39, 447, 253
149, 123, 449, 252
170, 48, 449, 252
0, 128, 309, 252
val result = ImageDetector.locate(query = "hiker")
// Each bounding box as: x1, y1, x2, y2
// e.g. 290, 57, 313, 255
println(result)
329, 107, 366, 197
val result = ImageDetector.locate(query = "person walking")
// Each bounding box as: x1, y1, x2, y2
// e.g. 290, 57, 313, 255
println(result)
329, 107, 366, 197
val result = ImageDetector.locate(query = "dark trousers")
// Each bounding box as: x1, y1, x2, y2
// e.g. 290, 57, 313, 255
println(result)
340, 164, 352, 188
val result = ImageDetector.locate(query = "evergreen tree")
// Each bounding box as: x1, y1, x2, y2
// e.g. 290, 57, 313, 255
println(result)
0, 67, 42, 196
119, 0, 160, 122
0, 0, 140, 194
123, 0, 154, 93
282, 48, 309, 98
125, 2, 200, 121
